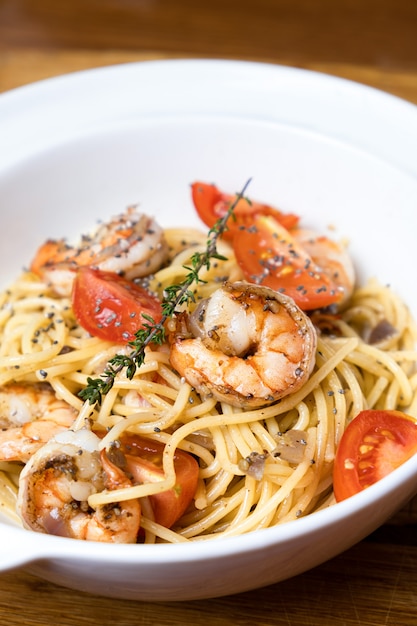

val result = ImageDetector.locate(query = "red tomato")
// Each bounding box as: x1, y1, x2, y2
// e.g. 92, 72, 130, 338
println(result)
191, 181, 299, 240
333, 409, 417, 502
72, 267, 162, 343
233, 214, 342, 310
119, 434, 199, 528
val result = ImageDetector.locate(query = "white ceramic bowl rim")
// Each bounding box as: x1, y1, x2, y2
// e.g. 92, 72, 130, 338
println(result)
2, 58, 417, 177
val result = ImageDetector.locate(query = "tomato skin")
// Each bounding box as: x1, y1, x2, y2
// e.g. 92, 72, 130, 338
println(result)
333, 409, 417, 502
72, 267, 162, 343
119, 434, 199, 528
233, 214, 342, 310
191, 181, 299, 240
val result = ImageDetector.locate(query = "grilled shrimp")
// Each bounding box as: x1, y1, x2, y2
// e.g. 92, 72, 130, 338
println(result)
0, 383, 76, 463
292, 228, 355, 306
17, 428, 141, 542
169, 282, 317, 408
30, 207, 169, 296
233, 214, 355, 311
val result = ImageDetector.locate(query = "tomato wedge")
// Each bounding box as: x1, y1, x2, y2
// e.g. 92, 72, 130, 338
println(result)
119, 434, 199, 528
233, 214, 342, 310
333, 409, 417, 502
72, 267, 162, 343
191, 181, 299, 240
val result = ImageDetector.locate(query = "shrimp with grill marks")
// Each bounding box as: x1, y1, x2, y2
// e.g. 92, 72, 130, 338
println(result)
30, 207, 169, 296
0, 383, 77, 463
169, 281, 317, 409
17, 428, 141, 542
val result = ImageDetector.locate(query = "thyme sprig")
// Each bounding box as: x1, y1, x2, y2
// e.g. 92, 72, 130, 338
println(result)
79, 178, 252, 405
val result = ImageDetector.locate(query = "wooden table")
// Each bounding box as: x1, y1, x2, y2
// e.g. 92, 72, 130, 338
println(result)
1, 1, 417, 624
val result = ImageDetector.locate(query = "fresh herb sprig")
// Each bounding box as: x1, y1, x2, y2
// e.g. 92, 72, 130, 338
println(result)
79, 178, 252, 405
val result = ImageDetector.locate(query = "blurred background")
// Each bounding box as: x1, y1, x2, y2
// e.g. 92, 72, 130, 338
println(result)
1, 0, 417, 101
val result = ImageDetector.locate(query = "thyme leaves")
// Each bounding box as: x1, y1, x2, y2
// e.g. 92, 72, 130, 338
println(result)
79, 178, 252, 405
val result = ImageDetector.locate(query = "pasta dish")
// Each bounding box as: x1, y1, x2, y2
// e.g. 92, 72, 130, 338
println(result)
0, 181, 416, 544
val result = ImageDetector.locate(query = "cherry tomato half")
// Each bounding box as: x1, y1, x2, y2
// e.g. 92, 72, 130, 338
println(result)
333, 409, 417, 502
119, 434, 199, 528
72, 267, 162, 343
191, 181, 299, 241
233, 214, 342, 310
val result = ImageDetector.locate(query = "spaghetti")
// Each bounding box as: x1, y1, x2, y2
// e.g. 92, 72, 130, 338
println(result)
0, 224, 416, 543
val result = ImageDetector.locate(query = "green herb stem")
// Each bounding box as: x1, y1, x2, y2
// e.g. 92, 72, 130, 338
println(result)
79, 178, 252, 405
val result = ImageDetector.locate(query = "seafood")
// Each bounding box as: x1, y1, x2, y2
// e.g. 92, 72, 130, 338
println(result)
30, 207, 169, 296
169, 281, 317, 408
292, 228, 355, 306
0, 383, 76, 463
232, 214, 355, 311
17, 428, 141, 542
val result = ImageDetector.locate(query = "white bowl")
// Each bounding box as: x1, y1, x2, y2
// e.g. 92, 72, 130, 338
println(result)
1, 59, 417, 601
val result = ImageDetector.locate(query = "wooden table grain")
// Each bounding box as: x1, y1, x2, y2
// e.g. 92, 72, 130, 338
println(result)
1, 1, 417, 624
